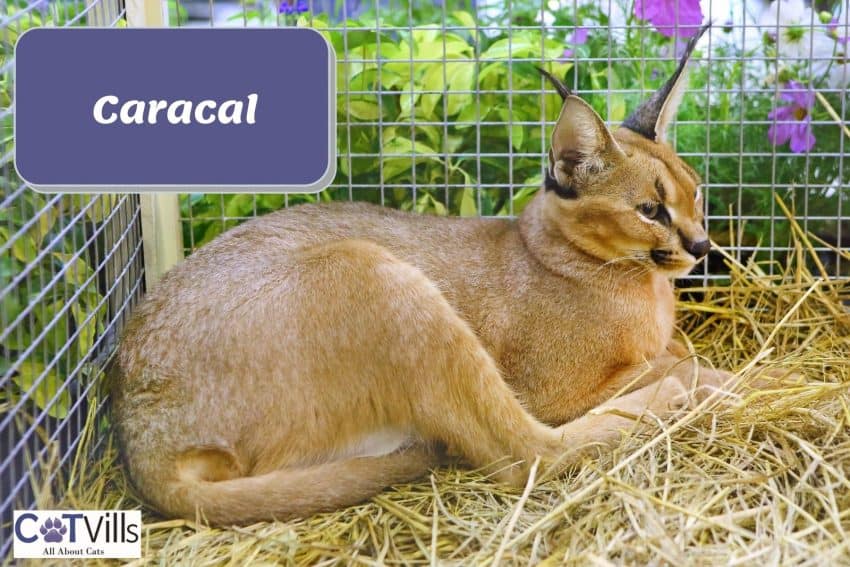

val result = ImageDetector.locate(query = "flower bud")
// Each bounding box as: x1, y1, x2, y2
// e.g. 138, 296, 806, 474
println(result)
777, 68, 794, 83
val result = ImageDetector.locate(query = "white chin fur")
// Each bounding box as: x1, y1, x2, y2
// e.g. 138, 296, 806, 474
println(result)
663, 259, 698, 278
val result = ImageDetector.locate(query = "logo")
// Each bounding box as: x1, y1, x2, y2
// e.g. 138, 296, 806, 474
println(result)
39, 517, 67, 542
13, 510, 142, 559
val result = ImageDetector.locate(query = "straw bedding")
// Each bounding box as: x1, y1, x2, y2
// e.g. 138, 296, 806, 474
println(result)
23, 214, 850, 566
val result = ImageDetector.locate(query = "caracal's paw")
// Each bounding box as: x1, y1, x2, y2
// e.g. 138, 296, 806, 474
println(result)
669, 366, 735, 404
674, 363, 807, 406
740, 365, 807, 391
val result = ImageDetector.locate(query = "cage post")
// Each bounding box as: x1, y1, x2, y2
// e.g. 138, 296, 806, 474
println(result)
125, 0, 184, 287
125, 0, 168, 27
85, 0, 120, 26
138, 194, 183, 286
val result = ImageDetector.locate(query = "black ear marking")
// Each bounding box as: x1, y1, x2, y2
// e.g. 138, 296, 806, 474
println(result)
536, 67, 572, 101
544, 168, 578, 199
622, 22, 710, 141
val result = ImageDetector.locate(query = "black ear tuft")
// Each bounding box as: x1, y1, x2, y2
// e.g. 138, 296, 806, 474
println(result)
621, 22, 710, 142
536, 67, 572, 101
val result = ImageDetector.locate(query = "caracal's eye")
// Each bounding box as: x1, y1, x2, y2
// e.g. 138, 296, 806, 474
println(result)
638, 202, 660, 219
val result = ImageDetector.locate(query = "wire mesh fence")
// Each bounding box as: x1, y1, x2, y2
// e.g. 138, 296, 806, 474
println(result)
174, 0, 848, 282
0, 0, 847, 558
0, 0, 143, 557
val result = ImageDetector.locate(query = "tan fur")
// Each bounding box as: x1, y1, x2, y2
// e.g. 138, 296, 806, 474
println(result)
112, 76, 736, 525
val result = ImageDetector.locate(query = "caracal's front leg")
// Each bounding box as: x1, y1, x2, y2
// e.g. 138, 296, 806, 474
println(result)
551, 375, 690, 470
602, 340, 735, 404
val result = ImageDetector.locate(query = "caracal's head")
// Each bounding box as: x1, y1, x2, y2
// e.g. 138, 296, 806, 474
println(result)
539, 25, 710, 278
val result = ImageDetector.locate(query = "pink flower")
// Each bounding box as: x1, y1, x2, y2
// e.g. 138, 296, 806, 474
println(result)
561, 27, 590, 58
767, 81, 816, 153
634, 0, 704, 38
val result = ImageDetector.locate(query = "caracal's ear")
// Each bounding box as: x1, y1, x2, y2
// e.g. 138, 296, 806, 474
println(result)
622, 23, 710, 143
548, 95, 624, 187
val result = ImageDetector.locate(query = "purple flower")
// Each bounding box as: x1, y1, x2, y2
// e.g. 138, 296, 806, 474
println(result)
634, 0, 704, 38
767, 81, 816, 153
279, 0, 308, 15
828, 16, 849, 45
561, 27, 590, 58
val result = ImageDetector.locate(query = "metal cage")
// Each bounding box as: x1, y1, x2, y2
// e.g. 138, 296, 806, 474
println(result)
173, 0, 849, 284
0, 0, 144, 557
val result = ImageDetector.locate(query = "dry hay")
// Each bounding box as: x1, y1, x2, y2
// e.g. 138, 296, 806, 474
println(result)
15, 210, 850, 566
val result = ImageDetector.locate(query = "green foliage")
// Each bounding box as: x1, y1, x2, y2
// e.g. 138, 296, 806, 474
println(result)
169, 0, 188, 26
184, 0, 847, 257
0, 188, 115, 419
2, 0, 122, 420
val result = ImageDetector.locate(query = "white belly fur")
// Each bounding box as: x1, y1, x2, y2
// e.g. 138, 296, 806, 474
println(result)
338, 428, 412, 459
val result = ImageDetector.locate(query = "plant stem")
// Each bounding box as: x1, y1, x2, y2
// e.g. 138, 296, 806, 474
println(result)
815, 91, 850, 141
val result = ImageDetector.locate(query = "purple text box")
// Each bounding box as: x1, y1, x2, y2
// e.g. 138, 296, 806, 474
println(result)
15, 28, 335, 192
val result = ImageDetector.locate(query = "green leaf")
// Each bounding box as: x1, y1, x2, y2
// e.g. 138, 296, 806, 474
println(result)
419, 34, 473, 60
72, 303, 100, 359
11, 234, 38, 264
415, 125, 442, 151
459, 187, 478, 217
399, 92, 421, 118
346, 100, 382, 121
37, 300, 70, 357
224, 194, 256, 218
482, 37, 536, 60
13, 360, 71, 420
380, 137, 440, 181
477, 62, 503, 85
418, 61, 474, 119
609, 94, 627, 123
383, 137, 438, 157
455, 102, 479, 126
257, 194, 286, 211
199, 223, 224, 247
53, 253, 94, 287
511, 176, 543, 214
168, 0, 188, 25
379, 69, 405, 90
451, 11, 478, 42
412, 27, 440, 47
497, 108, 524, 150
85, 194, 117, 224
415, 193, 448, 216
446, 62, 474, 116
31, 207, 58, 247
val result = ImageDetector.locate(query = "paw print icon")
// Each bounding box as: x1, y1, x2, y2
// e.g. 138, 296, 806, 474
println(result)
39, 517, 67, 543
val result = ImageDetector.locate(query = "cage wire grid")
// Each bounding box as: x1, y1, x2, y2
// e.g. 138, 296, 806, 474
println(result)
0, 0, 849, 559
0, 0, 143, 557
172, 0, 848, 284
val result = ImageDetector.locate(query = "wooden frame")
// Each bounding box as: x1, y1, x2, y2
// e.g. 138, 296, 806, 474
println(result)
124, 0, 184, 287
